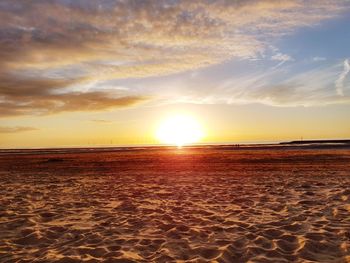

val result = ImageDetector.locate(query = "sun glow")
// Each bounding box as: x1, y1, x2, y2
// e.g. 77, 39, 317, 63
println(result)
156, 115, 204, 147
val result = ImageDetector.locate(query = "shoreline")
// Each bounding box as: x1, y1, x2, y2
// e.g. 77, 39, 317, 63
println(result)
1, 140, 350, 155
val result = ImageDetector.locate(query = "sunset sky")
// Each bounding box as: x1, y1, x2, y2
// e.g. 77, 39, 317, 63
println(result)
1, 0, 350, 148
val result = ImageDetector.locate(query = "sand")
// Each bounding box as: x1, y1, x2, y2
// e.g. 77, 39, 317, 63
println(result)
0, 146, 349, 262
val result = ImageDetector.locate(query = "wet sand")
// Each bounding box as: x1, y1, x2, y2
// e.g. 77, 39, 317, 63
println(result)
0, 146, 349, 262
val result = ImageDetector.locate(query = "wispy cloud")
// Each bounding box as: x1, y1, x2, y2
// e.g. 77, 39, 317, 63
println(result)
271, 52, 294, 68
157, 59, 350, 107
271, 53, 294, 62
335, 59, 350, 96
0, 126, 38, 133
90, 119, 113, 124
313, 57, 327, 62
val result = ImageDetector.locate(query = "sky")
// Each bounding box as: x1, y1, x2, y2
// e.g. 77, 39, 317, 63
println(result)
0, 0, 350, 148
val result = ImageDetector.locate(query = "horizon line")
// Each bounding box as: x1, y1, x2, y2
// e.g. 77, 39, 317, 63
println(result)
1, 138, 350, 151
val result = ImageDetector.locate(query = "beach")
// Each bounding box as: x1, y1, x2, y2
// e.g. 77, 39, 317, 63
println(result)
0, 145, 349, 262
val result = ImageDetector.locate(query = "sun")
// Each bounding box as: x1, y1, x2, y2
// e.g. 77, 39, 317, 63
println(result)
156, 114, 204, 147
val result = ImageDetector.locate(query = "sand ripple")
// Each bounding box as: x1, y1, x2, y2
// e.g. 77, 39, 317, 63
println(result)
0, 148, 349, 262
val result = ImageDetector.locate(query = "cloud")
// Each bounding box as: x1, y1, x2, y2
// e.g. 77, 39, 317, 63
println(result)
90, 119, 113, 124
313, 57, 327, 62
1, 0, 345, 76
0, 0, 349, 115
0, 126, 38, 133
0, 75, 148, 117
158, 59, 350, 107
335, 59, 350, 96
271, 52, 294, 68
271, 53, 294, 62
0, 91, 147, 117
0, 1, 347, 75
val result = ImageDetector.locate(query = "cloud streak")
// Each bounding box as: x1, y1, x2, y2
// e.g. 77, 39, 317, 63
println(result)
335, 59, 350, 96
271, 52, 294, 69
0, 126, 38, 133
151, 59, 350, 107
90, 119, 113, 124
